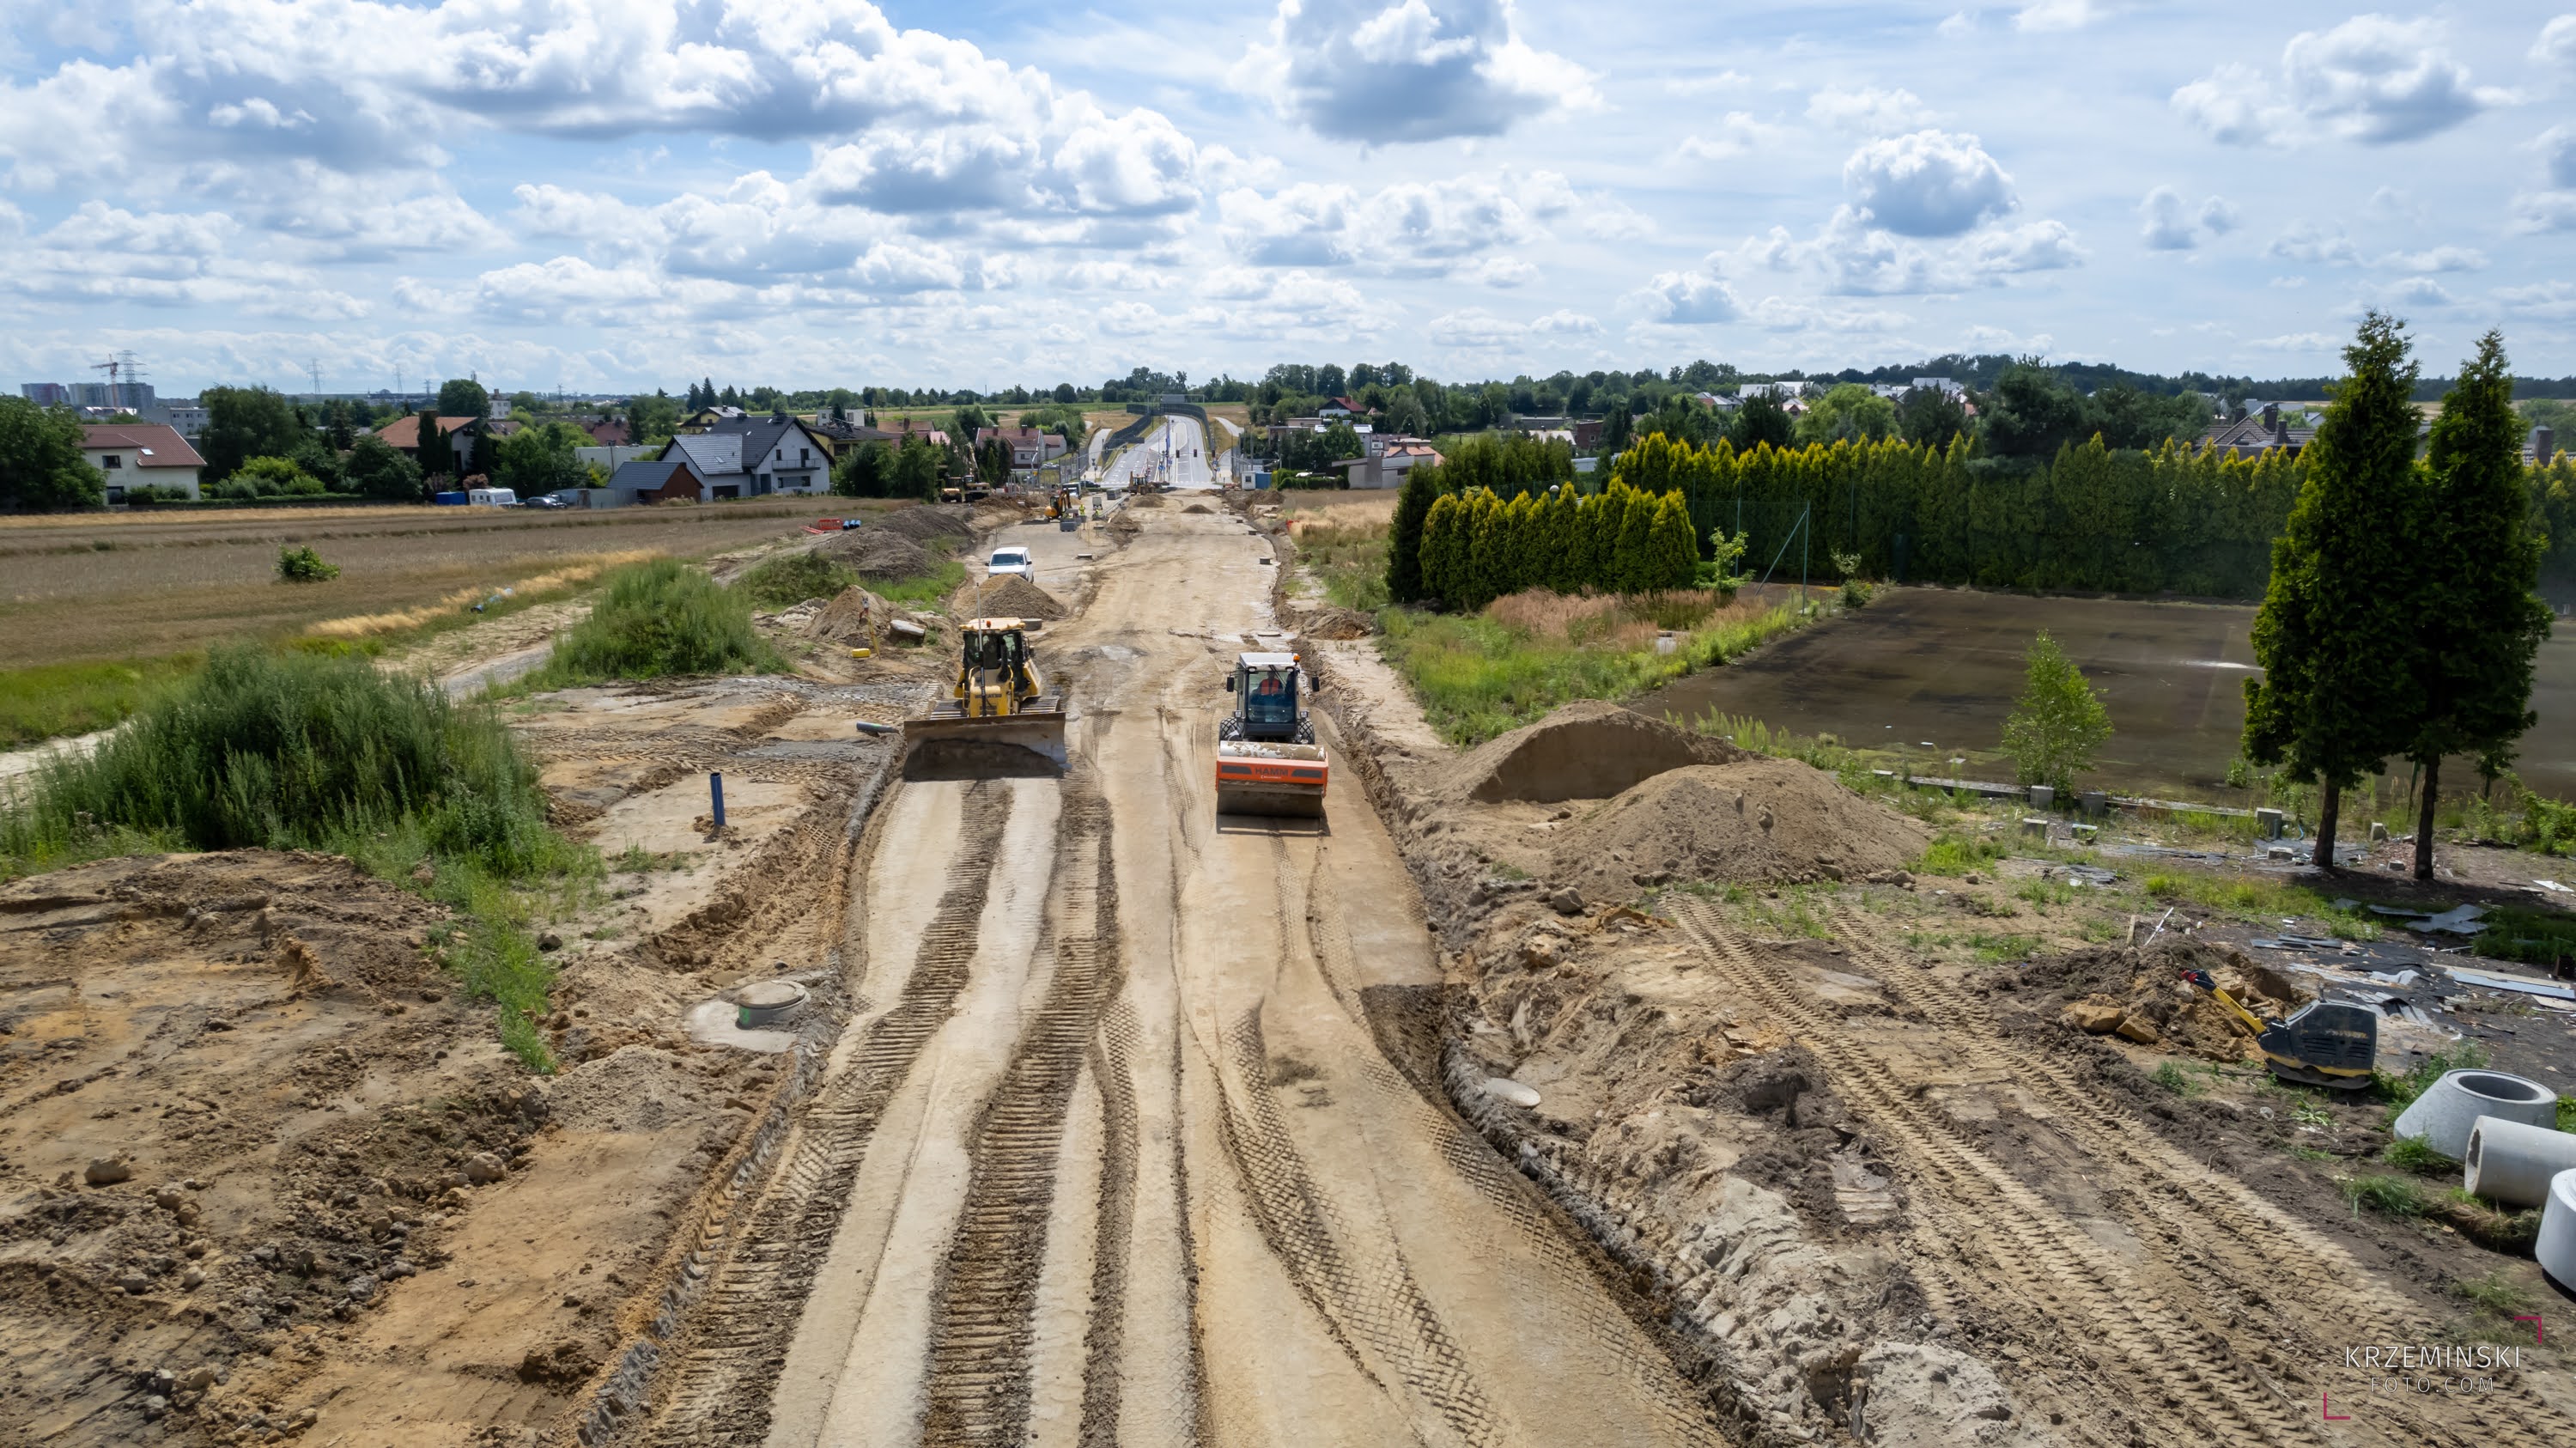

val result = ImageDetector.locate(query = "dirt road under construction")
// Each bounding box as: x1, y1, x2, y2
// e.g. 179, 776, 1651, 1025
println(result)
638, 507, 1722, 1446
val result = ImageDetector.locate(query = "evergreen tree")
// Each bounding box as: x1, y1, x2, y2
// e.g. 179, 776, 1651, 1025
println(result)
1730, 392, 1794, 451
416, 414, 445, 484
2243, 312, 2423, 873
1421, 494, 1461, 605
2400, 332, 2553, 879
1598, 405, 1633, 459
1385, 462, 1441, 603
1643, 493, 1699, 590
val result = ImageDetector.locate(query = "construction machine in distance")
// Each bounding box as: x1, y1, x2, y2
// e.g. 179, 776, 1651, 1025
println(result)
1215, 652, 1327, 817
899, 618, 1068, 772
2179, 969, 2378, 1090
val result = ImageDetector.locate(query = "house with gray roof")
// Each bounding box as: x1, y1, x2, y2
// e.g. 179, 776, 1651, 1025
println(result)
664, 415, 832, 498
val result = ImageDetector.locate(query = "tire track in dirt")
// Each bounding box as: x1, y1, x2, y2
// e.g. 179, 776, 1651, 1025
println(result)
641, 782, 1015, 1446
1211, 1002, 1511, 1448
1671, 898, 2310, 1448
921, 790, 1123, 1446
1825, 905, 2576, 1447
1296, 855, 1728, 1446
1078, 996, 1145, 1448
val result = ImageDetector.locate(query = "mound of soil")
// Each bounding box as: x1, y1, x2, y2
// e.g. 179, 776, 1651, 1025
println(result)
806, 585, 890, 643
1294, 605, 1374, 640
814, 528, 933, 580
1452, 700, 1749, 804
1182, 502, 1213, 514
2021, 940, 2310, 1062
973, 574, 1066, 620
1550, 757, 1929, 895
872, 505, 974, 545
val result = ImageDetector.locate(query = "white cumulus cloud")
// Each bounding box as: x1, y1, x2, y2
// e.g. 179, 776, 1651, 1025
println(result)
2172, 15, 2505, 147
1843, 131, 2018, 238
1236, 0, 1594, 143
2138, 186, 2238, 250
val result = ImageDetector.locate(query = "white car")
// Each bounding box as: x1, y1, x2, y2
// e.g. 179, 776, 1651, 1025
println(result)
987, 546, 1035, 579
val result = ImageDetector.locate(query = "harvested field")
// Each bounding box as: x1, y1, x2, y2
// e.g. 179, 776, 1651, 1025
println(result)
0, 505, 823, 671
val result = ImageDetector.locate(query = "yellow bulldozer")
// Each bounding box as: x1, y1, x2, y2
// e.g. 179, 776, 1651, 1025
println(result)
901, 618, 1068, 771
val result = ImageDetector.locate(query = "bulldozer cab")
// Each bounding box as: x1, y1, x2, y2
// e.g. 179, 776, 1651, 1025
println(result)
956, 618, 1039, 715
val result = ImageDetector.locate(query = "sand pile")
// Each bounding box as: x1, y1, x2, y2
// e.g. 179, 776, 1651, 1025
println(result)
1451, 701, 1748, 804
1182, 502, 1214, 514
874, 504, 975, 544
815, 528, 933, 579
1549, 757, 1929, 895
807, 585, 889, 642
2028, 940, 2310, 1061
972, 573, 1066, 619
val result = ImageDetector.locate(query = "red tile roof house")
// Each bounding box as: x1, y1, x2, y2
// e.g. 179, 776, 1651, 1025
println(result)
81, 423, 206, 501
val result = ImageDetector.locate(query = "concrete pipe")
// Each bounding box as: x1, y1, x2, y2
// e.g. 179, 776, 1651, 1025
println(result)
2391, 1069, 2560, 1160
2463, 1116, 2576, 1207
2541, 1170, 2576, 1290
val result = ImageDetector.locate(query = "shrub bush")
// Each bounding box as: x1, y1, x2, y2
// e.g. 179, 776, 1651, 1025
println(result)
526, 558, 781, 687
736, 551, 858, 611
276, 544, 341, 581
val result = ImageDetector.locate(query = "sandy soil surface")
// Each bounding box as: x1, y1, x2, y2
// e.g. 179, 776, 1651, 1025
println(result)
603, 500, 1723, 1447
1309, 605, 2576, 1447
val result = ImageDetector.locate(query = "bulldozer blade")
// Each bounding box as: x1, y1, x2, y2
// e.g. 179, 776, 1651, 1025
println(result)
902, 703, 1068, 776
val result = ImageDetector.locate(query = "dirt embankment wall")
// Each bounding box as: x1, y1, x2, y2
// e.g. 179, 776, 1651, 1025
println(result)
1310, 668, 2023, 1446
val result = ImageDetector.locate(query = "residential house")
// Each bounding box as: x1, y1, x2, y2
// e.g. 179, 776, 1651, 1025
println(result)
2201, 403, 2315, 459
606, 458, 708, 506
1317, 395, 1365, 417
1693, 392, 1741, 412
972, 425, 1069, 481
1338, 435, 1443, 490
80, 423, 205, 501
1571, 419, 1605, 448
1739, 381, 1806, 402
372, 414, 483, 475
806, 417, 896, 456
582, 417, 631, 447
1911, 376, 1965, 397
662, 415, 834, 499
675, 405, 747, 434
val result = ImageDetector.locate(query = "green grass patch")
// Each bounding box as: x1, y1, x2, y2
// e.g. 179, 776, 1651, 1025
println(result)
1913, 833, 2007, 877
2140, 867, 2379, 938
0, 654, 204, 748
1296, 520, 1391, 611
520, 558, 784, 689
1375, 599, 1812, 745
2152, 1061, 2196, 1096
0, 647, 592, 1068
2340, 1172, 2429, 1218
872, 557, 969, 608
2382, 1135, 2457, 1175
735, 551, 858, 611
1963, 930, 2042, 963
2476, 904, 2576, 971
2373, 1039, 2491, 1107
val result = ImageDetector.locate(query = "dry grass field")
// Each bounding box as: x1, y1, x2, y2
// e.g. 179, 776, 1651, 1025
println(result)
0, 502, 827, 670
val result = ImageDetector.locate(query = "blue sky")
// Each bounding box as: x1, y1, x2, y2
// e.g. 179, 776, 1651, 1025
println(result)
2, 1, 2571, 395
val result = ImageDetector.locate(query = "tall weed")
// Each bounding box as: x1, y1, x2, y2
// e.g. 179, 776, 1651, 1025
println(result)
525, 558, 782, 687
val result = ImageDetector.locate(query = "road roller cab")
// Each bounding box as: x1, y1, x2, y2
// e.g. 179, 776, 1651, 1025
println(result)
1215, 652, 1327, 816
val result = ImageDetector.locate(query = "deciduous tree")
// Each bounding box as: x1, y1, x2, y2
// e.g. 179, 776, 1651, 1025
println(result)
2001, 631, 2113, 794
0, 397, 103, 510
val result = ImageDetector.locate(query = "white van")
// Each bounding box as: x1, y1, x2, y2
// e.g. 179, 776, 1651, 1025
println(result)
987, 546, 1035, 579
467, 487, 519, 508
